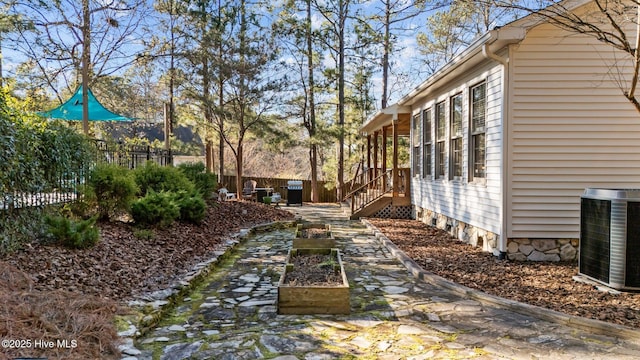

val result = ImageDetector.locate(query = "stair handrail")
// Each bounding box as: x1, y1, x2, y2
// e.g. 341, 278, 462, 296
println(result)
344, 169, 392, 214
350, 162, 360, 192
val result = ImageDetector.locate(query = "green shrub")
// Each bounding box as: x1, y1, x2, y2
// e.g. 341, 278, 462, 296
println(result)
133, 229, 155, 241
177, 162, 217, 198
133, 161, 195, 196
61, 184, 95, 218
0, 208, 49, 255
44, 215, 100, 249
87, 163, 138, 220
174, 191, 206, 224
0, 89, 95, 254
130, 191, 180, 227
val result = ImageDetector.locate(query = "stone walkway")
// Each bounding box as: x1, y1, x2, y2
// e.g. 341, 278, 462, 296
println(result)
124, 203, 640, 360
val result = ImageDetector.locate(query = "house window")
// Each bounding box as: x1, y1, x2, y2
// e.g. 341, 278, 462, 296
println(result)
470, 82, 486, 181
422, 108, 432, 178
450, 93, 463, 180
435, 101, 446, 179
412, 113, 421, 177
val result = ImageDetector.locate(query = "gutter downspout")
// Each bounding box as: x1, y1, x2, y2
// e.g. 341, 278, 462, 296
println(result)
482, 42, 509, 260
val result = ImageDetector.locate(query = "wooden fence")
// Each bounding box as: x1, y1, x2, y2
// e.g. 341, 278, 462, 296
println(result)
219, 175, 337, 203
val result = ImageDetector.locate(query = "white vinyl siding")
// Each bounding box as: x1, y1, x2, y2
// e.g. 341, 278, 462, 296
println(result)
508, 21, 640, 239
411, 61, 503, 235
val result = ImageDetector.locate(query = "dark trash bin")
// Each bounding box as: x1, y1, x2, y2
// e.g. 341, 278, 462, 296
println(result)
256, 188, 269, 203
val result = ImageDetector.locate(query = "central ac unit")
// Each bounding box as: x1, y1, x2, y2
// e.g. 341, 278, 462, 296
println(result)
580, 188, 640, 291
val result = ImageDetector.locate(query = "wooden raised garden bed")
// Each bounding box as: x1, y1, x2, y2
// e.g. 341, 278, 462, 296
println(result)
293, 223, 336, 249
277, 248, 350, 315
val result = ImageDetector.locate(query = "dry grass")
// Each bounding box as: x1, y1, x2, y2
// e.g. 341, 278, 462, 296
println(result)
0, 262, 121, 360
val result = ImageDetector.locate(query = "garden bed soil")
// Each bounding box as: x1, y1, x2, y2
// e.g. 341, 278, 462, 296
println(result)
2, 201, 294, 300
282, 251, 343, 286
278, 248, 350, 315
293, 223, 336, 249
301, 228, 326, 238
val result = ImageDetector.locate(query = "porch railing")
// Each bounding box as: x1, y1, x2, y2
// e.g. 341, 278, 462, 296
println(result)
344, 169, 393, 214
343, 167, 411, 215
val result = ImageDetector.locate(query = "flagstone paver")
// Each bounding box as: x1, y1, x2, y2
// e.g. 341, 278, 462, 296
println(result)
121, 204, 640, 359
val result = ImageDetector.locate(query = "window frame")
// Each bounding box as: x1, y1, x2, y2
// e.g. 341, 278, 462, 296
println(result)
469, 81, 487, 184
422, 108, 432, 179
449, 93, 463, 181
412, 113, 421, 177
435, 101, 446, 180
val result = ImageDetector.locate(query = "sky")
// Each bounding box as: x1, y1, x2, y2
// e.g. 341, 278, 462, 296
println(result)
0, 0, 517, 116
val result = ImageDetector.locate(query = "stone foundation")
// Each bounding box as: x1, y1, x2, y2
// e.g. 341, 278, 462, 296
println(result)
414, 206, 499, 253
506, 238, 578, 262
413, 206, 579, 262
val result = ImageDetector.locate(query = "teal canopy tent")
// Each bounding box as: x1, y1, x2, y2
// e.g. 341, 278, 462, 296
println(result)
38, 85, 131, 122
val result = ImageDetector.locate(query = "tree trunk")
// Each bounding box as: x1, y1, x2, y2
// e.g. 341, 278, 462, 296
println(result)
337, 0, 345, 201
310, 145, 318, 201
169, 0, 176, 136
307, 0, 319, 203
164, 103, 171, 150
236, 142, 244, 201
218, 112, 224, 178
203, 59, 215, 173
235, 0, 248, 199
381, 0, 390, 109
205, 141, 214, 172
217, 0, 225, 179
81, 0, 90, 135
217, 82, 224, 178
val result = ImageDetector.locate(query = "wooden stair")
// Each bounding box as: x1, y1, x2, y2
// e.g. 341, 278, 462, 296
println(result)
343, 168, 412, 219
349, 195, 391, 219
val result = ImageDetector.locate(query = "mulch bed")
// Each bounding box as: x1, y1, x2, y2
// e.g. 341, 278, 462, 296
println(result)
0, 201, 294, 360
3, 201, 294, 300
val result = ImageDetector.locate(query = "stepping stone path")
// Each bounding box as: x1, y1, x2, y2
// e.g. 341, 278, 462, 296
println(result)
124, 204, 640, 359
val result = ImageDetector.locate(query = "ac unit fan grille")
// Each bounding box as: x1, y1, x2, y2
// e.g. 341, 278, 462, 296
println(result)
580, 198, 611, 283
626, 202, 640, 287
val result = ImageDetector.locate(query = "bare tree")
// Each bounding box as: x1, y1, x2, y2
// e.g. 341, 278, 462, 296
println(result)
418, 0, 518, 74
6, 0, 148, 133
493, 0, 640, 112
305, 0, 320, 202
372, 0, 433, 108
0, 6, 29, 88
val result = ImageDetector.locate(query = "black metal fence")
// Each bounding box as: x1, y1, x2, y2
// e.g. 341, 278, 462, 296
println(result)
1, 141, 172, 215
94, 140, 173, 168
